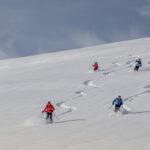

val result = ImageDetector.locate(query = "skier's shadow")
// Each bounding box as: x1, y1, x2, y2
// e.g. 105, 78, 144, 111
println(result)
122, 110, 150, 115
54, 119, 86, 124
130, 111, 150, 114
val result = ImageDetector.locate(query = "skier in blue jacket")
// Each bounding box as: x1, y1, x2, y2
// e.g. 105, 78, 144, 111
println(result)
112, 96, 123, 112
134, 58, 142, 71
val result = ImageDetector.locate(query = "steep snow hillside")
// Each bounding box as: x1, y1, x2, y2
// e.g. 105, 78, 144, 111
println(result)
0, 38, 150, 150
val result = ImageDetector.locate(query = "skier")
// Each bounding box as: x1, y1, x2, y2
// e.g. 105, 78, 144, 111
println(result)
134, 58, 142, 71
42, 101, 55, 123
112, 96, 123, 112
92, 62, 99, 71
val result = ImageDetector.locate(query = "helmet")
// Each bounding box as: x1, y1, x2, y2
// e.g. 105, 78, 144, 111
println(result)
118, 96, 121, 98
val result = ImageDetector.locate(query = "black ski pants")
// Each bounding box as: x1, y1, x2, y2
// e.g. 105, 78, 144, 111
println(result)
46, 113, 53, 121
134, 66, 139, 71
115, 105, 121, 112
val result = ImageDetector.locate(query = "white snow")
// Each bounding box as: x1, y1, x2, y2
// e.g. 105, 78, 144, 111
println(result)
0, 38, 150, 150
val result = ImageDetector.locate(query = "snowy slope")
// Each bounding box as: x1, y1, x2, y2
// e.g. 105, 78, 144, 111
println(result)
0, 38, 150, 150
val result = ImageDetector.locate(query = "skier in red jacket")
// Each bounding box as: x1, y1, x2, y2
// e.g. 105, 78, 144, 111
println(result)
93, 62, 99, 71
42, 101, 55, 122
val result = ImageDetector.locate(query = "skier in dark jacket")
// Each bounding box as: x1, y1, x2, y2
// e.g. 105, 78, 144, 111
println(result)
112, 96, 123, 112
134, 58, 142, 71
42, 101, 55, 122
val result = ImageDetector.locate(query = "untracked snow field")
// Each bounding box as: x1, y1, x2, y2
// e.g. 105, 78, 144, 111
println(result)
0, 38, 150, 150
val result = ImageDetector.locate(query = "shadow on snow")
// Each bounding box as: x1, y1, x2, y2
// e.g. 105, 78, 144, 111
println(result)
54, 119, 86, 124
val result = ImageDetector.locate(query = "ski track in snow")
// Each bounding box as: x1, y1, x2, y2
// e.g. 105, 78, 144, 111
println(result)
144, 84, 150, 89
126, 60, 133, 65
55, 79, 102, 116
126, 60, 134, 68
56, 101, 64, 107
112, 62, 122, 67
124, 90, 150, 102
56, 101, 77, 116
83, 80, 102, 88
60, 103, 77, 111
103, 71, 114, 75
75, 90, 86, 96
128, 54, 137, 58
103, 60, 133, 74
